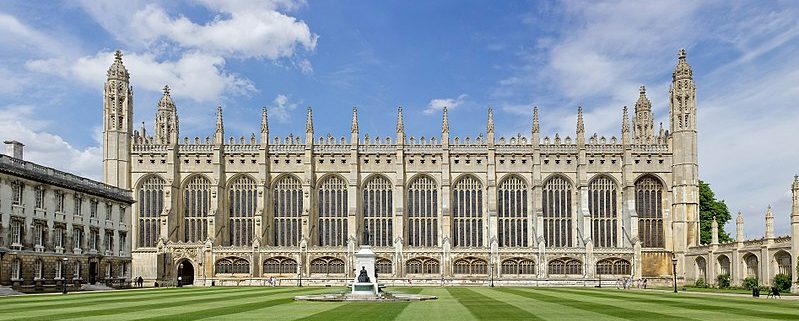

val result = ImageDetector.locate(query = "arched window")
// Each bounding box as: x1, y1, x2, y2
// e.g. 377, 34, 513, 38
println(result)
309, 256, 345, 275
318, 176, 348, 247
596, 258, 631, 275
263, 256, 298, 275
501, 258, 536, 275
589, 176, 618, 248
452, 176, 483, 247
363, 176, 392, 247
407, 175, 438, 247
542, 176, 573, 247
405, 257, 440, 274
229, 176, 257, 247
215, 257, 250, 274
273, 176, 302, 246
718, 255, 731, 276
183, 176, 210, 243
548, 257, 582, 275
695, 257, 707, 281
498, 176, 528, 248
376, 258, 392, 275
744, 254, 758, 277
137, 176, 164, 248
776, 252, 791, 276
635, 176, 663, 248
453, 257, 488, 275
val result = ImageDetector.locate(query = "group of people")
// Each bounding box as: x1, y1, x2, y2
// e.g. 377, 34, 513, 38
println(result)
133, 276, 144, 288
267, 276, 280, 287
617, 277, 647, 289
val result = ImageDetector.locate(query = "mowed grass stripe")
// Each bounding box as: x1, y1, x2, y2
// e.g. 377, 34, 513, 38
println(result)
8, 287, 300, 321
504, 288, 699, 321
447, 288, 544, 321
394, 288, 475, 321
0, 286, 251, 313
0, 287, 222, 305
130, 288, 323, 321
556, 288, 799, 320
297, 288, 424, 321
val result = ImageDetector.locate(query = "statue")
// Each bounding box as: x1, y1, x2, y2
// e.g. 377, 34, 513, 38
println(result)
357, 266, 370, 283
362, 225, 370, 246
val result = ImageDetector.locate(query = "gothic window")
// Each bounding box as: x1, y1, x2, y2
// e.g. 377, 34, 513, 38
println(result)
589, 176, 618, 248
137, 176, 164, 248
407, 175, 438, 247
498, 176, 528, 248
718, 255, 731, 276
272, 176, 302, 247
317, 176, 348, 247
229, 176, 257, 247
215, 257, 250, 274
542, 176, 573, 247
11, 181, 22, 205
635, 176, 664, 248
183, 176, 210, 243
363, 175, 392, 247
501, 258, 536, 275
263, 256, 298, 275
405, 257, 440, 274
776, 252, 791, 276
452, 175, 483, 248
548, 257, 582, 275
375, 258, 392, 275
309, 256, 345, 275
596, 258, 631, 275
453, 257, 488, 275
744, 254, 758, 277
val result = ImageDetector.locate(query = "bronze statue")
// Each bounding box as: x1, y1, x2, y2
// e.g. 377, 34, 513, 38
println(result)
357, 266, 370, 283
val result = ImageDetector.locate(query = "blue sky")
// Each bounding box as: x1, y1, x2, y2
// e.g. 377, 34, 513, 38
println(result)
1, 0, 798, 238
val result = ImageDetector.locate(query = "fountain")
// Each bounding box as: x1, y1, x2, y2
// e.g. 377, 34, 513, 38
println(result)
294, 227, 436, 302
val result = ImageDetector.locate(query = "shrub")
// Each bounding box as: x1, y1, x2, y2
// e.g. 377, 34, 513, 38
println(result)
743, 276, 758, 290
774, 273, 791, 292
694, 278, 708, 288
717, 274, 730, 288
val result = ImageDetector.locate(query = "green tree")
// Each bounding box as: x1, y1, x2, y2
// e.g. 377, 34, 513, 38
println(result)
699, 180, 733, 245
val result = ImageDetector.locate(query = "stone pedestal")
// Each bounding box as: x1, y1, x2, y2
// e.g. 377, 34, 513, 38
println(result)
351, 245, 378, 296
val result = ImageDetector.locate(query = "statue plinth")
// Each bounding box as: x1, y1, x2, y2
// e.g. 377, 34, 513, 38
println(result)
351, 245, 378, 296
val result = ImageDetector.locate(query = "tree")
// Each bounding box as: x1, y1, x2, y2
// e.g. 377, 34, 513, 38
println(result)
699, 180, 733, 244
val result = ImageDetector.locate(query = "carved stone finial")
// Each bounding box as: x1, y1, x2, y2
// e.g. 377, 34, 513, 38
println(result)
163, 85, 170, 95
622, 106, 630, 133
114, 50, 123, 61
305, 106, 314, 133
396, 106, 404, 134
576, 106, 584, 134
261, 107, 268, 134
215, 105, 224, 134
532, 106, 539, 134
442, 106, 449, 133
351, 106, 358, 134
679, 48, 686, 59
487, 107, 494, 134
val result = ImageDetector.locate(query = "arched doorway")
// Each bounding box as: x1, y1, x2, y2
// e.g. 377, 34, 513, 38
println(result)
177, 261, 195, 286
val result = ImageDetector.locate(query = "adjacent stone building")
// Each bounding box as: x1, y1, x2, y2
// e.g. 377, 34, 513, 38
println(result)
0, 141, 133, 291
104, 49, 704, 286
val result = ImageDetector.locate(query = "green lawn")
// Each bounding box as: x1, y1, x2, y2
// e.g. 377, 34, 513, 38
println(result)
1, 286, 798, 320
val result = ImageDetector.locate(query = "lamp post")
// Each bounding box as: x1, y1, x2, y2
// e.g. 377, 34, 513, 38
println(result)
671, 253, 678, 293
62, 257, 69, 294
0, 247, 8, 286
490, 263, 494, 288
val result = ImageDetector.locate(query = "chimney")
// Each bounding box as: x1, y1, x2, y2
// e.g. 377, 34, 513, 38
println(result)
4, 140, 24, 159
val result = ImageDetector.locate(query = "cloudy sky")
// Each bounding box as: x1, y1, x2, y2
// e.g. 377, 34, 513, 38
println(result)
1, 0, 797, 238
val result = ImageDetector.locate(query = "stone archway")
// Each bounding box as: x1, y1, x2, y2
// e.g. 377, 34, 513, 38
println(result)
177, 260, 195, 286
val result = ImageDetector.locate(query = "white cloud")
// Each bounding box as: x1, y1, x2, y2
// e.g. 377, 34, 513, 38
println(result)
0, 105, 102, 180
26, 51, 255, 103
0, 14, 67, 56
424, 94, 468, 115
267, 94, 299, 123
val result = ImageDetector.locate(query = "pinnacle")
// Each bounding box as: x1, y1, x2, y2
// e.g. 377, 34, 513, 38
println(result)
639, 85, 646, 95
679, 48, 686, 59
114, 50, 123, 61
163, 85, 170, 95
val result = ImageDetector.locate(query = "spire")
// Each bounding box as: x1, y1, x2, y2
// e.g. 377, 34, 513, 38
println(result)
261, 107, 268, 134
350, 106, 358, 134
711, 216, 719, 245
736, 211, 744, 241
766, 205, 774, 239
633, 85, 654, 142
106, 49, 129, 81
487, 107, 494, 134
576, 106, 584, 134
673, 48, 693, 81
305, 106, 313, 133
442, 106, 449, 133
532, 106, 539, 134
215, 106, 224, 134
157, 85, 176, 111
622, 106, 630, 133
396, 106, 404, 134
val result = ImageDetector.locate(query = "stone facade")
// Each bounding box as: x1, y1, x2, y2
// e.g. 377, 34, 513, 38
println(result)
103, 49, 705, 286
0, 145, 133, 291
